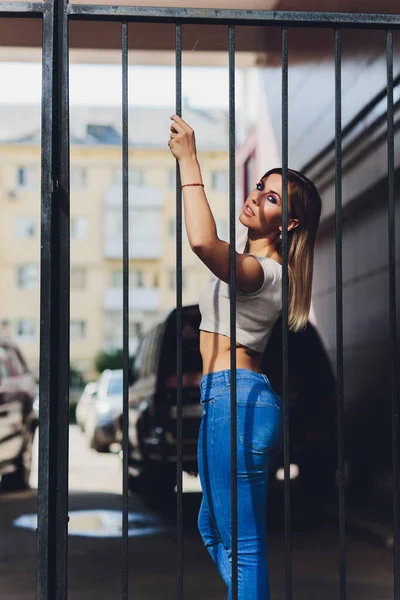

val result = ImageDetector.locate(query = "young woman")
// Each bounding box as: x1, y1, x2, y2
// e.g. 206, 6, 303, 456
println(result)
168, 115, 322, 599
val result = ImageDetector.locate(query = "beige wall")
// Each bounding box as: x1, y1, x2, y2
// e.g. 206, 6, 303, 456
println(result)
0, 141, 229, 379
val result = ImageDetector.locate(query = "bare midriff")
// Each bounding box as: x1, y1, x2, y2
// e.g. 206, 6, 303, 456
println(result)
200, 330, 263, 376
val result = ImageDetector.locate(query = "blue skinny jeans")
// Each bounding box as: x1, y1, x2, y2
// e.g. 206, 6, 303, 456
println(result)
197, 369, 283, 599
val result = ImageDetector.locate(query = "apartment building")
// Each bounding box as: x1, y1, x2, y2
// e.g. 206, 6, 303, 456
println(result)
0, 104, 229, 378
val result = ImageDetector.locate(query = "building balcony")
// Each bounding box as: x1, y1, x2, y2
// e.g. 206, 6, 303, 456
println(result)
104, 238, 162, 259
104, 287, 161, 312
104, 185, 163, 259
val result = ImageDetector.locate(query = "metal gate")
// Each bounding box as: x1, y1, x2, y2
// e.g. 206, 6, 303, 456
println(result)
0, 3, 398, 599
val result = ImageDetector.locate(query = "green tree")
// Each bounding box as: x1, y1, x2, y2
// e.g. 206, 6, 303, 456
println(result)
94, 348, 135, 375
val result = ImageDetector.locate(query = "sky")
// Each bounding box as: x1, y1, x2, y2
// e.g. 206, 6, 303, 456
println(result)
0, 63, 243, 108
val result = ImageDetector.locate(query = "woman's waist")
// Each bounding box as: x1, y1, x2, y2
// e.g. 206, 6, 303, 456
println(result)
200, 330, 262, 374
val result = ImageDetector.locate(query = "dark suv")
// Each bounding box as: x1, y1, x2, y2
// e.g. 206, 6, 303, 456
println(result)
125, 306, 337, 505
0, 337, 38, 491
125, 306, 202, 500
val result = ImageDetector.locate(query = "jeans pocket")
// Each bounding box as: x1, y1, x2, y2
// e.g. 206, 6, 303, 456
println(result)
237, 403, 281, 454
200, 396, 214, 417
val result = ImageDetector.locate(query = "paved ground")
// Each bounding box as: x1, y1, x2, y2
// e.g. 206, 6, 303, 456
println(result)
0, 426, 395, 599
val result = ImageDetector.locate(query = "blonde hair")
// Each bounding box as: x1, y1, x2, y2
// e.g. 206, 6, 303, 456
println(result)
263, 168, 322, 332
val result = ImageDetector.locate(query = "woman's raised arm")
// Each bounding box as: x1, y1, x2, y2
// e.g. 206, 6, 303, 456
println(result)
168, 115, 264, 294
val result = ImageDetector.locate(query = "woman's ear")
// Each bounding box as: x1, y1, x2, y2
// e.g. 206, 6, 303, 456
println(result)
288, 218, 299, 232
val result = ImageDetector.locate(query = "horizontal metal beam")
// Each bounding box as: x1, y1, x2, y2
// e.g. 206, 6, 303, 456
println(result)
0, 2, 44, 16
67, 5, 400, 28
2, 4, 399, 30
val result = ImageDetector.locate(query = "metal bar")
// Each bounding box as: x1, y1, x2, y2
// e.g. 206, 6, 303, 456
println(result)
37, 0, 70, 597
281, 26, 292, 600
67, 5, 400, 29
175, 21, 184, 600
0, 2, 43, 16
335, 28, 347, 600
121, 20, 129, 600
228, 24, 238, 600
386, 29, 400, 600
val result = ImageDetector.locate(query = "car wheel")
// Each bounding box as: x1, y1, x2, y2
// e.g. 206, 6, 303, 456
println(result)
86, 414, 109, 453
89, 432, 110, 453
1, 427, 34, 492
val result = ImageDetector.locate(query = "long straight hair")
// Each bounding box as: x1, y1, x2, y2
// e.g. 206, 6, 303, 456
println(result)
263, 168, 322, 332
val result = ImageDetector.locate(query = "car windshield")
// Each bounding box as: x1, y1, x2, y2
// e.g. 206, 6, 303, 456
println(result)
163, 313, 202, 375
107, 376, 123, 396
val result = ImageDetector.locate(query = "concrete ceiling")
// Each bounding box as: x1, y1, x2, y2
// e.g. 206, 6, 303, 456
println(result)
0, 0, 398, 65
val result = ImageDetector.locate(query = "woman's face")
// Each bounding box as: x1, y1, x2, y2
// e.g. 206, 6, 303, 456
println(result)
239, 173, 288, 236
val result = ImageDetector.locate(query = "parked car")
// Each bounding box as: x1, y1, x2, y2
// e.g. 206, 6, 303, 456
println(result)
85, 369, 123, 453
75, 381, 99, 432
262, 317, 338, 506
124, 306, 202, 501
123, 305, 337, 506
0, 337, 38, 491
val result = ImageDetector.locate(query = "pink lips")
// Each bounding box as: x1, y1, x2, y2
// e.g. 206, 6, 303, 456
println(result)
244, 204, 254, 216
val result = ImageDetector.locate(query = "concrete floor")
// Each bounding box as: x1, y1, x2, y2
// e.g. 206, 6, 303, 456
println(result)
0, 426, 394, 599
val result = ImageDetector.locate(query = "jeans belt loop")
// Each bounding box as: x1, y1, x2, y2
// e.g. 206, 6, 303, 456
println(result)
224, 370, 230, 386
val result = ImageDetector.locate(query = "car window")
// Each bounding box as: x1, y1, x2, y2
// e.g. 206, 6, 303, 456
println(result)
7, 347, 25, 376
107, 376, 123, 396
149, 324, 164, 376
133, 340, 144, 380
139, 336, 151, 378
0, 346, 11, 379
160, 309, 202, 375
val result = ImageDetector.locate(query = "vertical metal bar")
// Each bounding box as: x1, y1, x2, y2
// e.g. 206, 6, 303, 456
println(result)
175, 22, 184, 600
335, 28, 347, 600
386, 29, 400, 600
121, 20, 130, 600
38, 1, 70, 598
281, 26, 292, 600
228, 24, 238, 600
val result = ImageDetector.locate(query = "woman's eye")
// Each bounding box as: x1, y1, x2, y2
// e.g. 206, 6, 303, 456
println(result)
267, 195, 277, 204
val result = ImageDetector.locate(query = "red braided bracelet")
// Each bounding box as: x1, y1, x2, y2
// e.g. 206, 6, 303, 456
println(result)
181, 183, 204, 190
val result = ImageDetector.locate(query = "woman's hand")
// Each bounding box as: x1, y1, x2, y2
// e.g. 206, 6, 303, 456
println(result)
168, 115, 198, 163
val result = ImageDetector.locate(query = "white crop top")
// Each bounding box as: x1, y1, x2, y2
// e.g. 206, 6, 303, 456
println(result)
198, 255, 282, 353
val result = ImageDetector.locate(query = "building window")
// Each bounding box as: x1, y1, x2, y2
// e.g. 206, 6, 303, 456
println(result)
168, 268, 186, 290
71, 217, 88, 241
131, 270, 144, 288
168, 218, 176, 239
16, 217, 36, 239
153, 272, 159, 288
71, 320, 86, 340
113, 168, 145, 186
17, 166, 38, 189
71, 266, 86, 290
17, 265, 38, 290
71, 167, 87, 189
129, 321, 143, 339
211, 170, 229, 192
16, 319, 36, 340
111, 270, 123, 287
110, 269, 145, 288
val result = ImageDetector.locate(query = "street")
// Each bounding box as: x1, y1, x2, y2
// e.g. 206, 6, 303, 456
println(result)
0, 426, 394, 599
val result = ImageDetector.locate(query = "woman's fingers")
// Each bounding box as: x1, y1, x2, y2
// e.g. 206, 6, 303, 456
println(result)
170, 114, 191, 133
